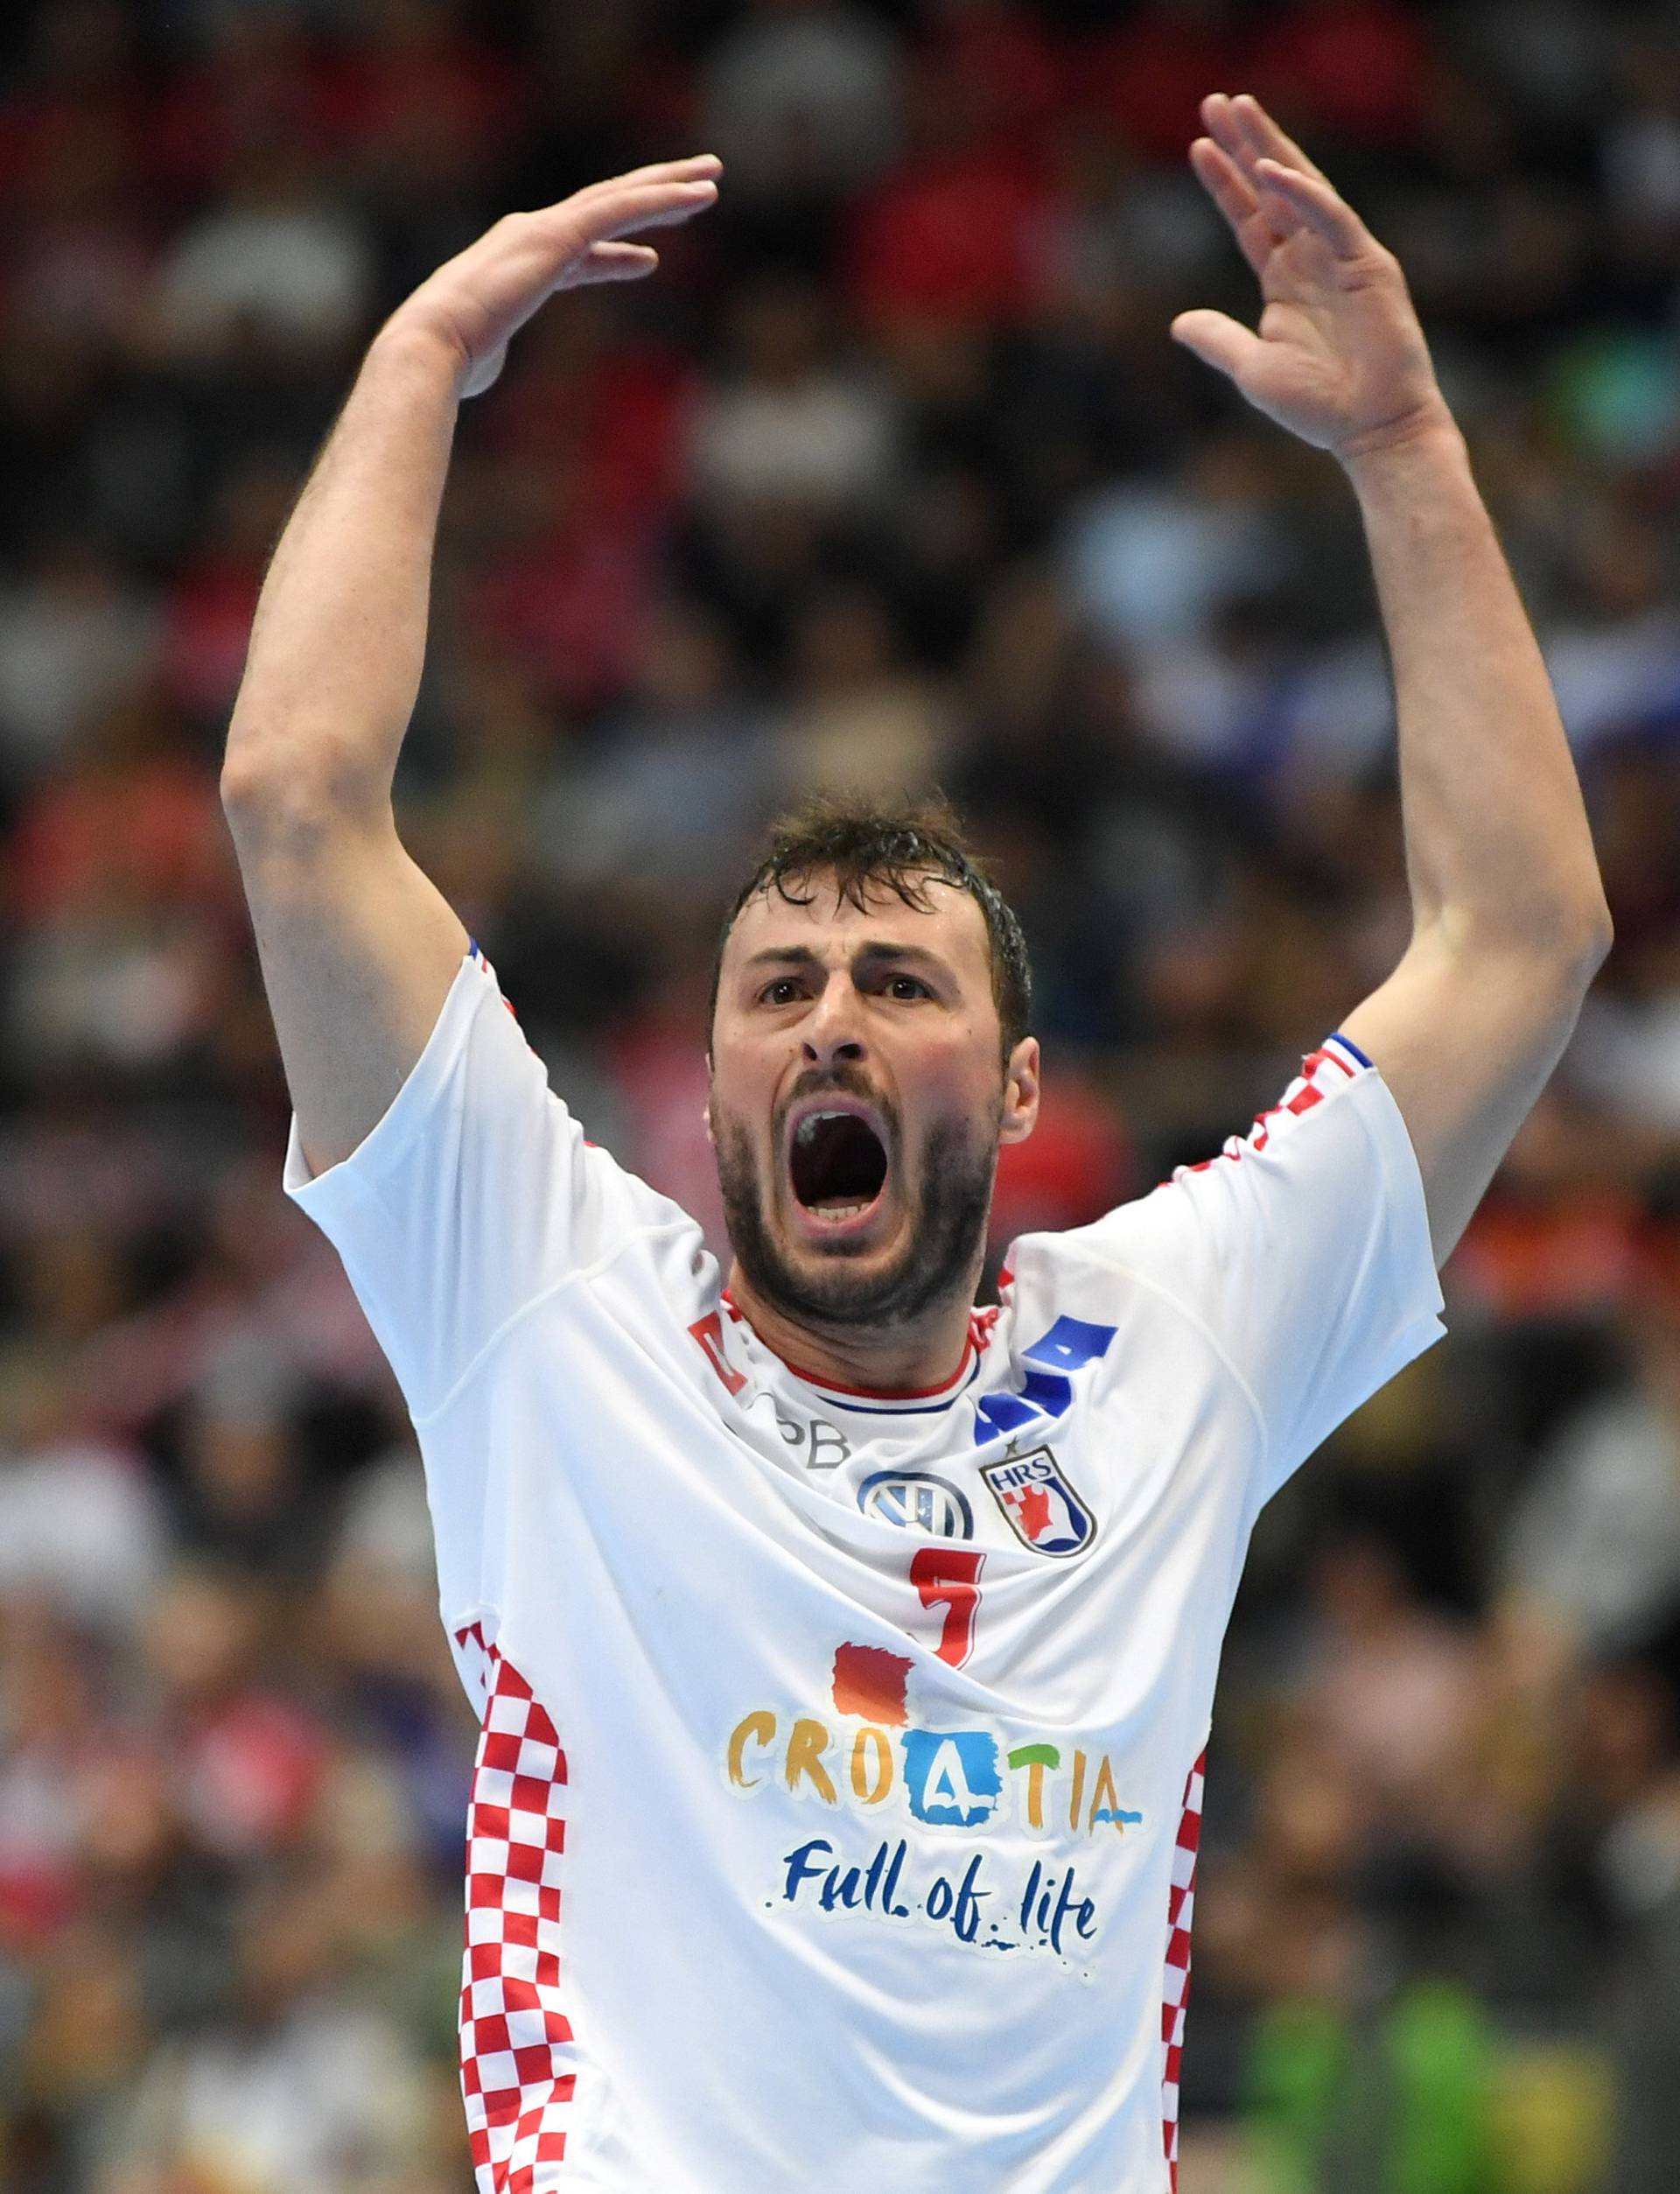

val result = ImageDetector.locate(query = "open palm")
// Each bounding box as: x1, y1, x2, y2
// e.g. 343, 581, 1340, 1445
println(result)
389, 156, 721, 398
1173, 95, 1447, 461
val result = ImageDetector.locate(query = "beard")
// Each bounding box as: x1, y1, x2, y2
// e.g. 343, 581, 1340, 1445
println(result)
712, 1094, 1001, 1331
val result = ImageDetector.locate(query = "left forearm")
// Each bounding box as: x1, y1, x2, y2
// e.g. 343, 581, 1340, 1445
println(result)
1345, 417, 1612, 961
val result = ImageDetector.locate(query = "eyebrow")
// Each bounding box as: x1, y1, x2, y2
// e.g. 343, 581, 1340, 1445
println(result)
738, 942, 956, 977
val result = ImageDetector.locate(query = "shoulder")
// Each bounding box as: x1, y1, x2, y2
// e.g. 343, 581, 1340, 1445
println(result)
1021, 1036, 1392, 1272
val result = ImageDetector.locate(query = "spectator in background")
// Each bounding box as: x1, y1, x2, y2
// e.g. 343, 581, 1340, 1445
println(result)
844, 50, 1051, 334
0, 540, 158, 787
152, 136, 374, 364
703, 0, 903, 207
92, 1868, 436, 2190
1498, 1176, 1680, 1659
915, 0, 1068, 165
0, 1335, 167, 1638
774, 580, 955, 800
1601, 31, 1680, 297
1290, 1527, 1481, 1837
689, 277, 900, 520
536, 595, 777, 905
1082, 2, 1244, 166
1062, 431, 1290, 656
1594, 1658, 1680, 2194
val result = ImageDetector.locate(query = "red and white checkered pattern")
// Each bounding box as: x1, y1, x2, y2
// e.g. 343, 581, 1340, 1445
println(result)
454, 1622, 576, 2193
1160, 1748, 1205, 2192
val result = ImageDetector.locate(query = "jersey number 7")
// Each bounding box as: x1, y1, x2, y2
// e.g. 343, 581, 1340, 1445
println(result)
911, 1547, 985, 1668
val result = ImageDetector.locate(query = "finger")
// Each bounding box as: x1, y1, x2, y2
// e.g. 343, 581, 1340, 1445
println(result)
1228, 95, 1334, 190
1189, 135, 1259, 230
565, 153, 723, 209
500, 179, 716, 274
575, 242, 661, 284
557, 157, 722, 229
1169, 307, 1267, 384
1198, 92, 1257, 176
569, 177, 719, 246
1188, 137, 1286, 275
1253, 159, 1378, 262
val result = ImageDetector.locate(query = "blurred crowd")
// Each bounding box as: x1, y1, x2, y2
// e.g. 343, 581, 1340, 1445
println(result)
2, 0, 1680, 2188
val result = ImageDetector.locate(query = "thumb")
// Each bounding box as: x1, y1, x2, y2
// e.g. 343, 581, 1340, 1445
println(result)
1170, 309, 1265, 385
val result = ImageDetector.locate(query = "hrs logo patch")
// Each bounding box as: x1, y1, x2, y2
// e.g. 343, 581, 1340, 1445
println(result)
980, 1448, 1096, 1558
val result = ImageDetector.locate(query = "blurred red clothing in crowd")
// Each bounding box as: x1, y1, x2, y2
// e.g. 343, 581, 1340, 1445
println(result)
1451, 1183, 1643, 1321
989, 1073, 1136, 1248
846, 144, 1052, 332
314, 16, 527, 182
1246, 0, 1438, 149
915, 1, 1069, 162
1082, 3, 1246, 164
4, 720, 232, 928
144, 20, 341, 200
484, 333, 699, 540
163, 554, 263, 723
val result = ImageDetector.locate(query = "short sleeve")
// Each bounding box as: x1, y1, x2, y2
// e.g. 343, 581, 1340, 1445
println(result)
283, 942, 688, 1424
1045, 1034, 1446, 1504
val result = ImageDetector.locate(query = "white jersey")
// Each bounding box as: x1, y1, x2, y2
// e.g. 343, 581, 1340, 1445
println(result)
283, 943, 1446, 2194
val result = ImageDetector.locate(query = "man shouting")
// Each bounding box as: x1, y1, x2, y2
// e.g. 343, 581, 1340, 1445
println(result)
221, 96, 1610, 2194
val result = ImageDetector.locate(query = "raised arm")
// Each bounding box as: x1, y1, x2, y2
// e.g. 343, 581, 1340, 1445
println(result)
220, 158, 721, 1178
1174, 94, 1612, 1265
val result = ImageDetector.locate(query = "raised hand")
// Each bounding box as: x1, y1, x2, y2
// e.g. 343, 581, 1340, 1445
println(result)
386, 156, 722, 398
1172, 95, 1449, 463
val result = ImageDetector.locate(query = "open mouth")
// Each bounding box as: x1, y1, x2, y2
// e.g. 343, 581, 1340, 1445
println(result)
788, 1106, 890, 1223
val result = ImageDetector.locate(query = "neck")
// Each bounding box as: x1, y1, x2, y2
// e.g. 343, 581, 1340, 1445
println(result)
724, 1259, 978, 1395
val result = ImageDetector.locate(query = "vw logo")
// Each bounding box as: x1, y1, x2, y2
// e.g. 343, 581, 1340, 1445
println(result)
858, 1471, 974, 1539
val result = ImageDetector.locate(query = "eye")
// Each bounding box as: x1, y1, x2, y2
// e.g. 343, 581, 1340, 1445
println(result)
884, 974, 932, 1000
759, 977, 805, 1006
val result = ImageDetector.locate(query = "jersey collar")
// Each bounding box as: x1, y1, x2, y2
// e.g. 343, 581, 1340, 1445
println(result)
720, 1290, 995, 1416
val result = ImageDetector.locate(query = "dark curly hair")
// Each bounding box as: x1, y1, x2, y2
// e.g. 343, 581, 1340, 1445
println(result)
708, 792, 1032, 1062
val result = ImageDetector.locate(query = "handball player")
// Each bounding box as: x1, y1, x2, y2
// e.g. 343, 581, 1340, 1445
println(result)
221, 96, 1612, 2194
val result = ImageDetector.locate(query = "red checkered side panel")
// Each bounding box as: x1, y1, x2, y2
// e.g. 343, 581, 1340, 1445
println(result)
1171, 1034, 1363, 1181
454, 1621, 576, 2193
1160, 1749, 1205, 2192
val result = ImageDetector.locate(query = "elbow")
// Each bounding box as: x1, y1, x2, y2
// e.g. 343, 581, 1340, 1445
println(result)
220, 754, 369, 861
220, 749, 313, 838
220, 710, 300, 816
220, 723, 391, 838
1530, 903, 1614, 991
1430, 896, 1614, 990
219, 748, 275, 816
1570, 900, 1614, 982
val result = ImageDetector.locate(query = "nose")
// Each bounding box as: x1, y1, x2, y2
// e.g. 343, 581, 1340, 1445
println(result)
801, 976, 866, 1069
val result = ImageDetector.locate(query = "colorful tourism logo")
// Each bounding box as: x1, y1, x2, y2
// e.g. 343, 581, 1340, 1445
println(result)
723, 1643, 1144, 1966
726, 1643, 1137, 1836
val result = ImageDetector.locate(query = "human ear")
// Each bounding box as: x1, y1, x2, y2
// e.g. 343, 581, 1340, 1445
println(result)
998, 1035, 1041, 1146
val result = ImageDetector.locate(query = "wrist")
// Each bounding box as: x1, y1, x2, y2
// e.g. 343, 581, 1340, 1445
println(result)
1336, 400, 1466, 490
367, 314, 472, 401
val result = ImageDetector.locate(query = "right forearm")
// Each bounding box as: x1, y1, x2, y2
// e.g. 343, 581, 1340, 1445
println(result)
222, 325, 463, 811
222, 156, 719, 816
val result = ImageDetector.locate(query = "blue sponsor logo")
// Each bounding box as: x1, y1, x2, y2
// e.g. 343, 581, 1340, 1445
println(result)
974, 1315, 1116, 1444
